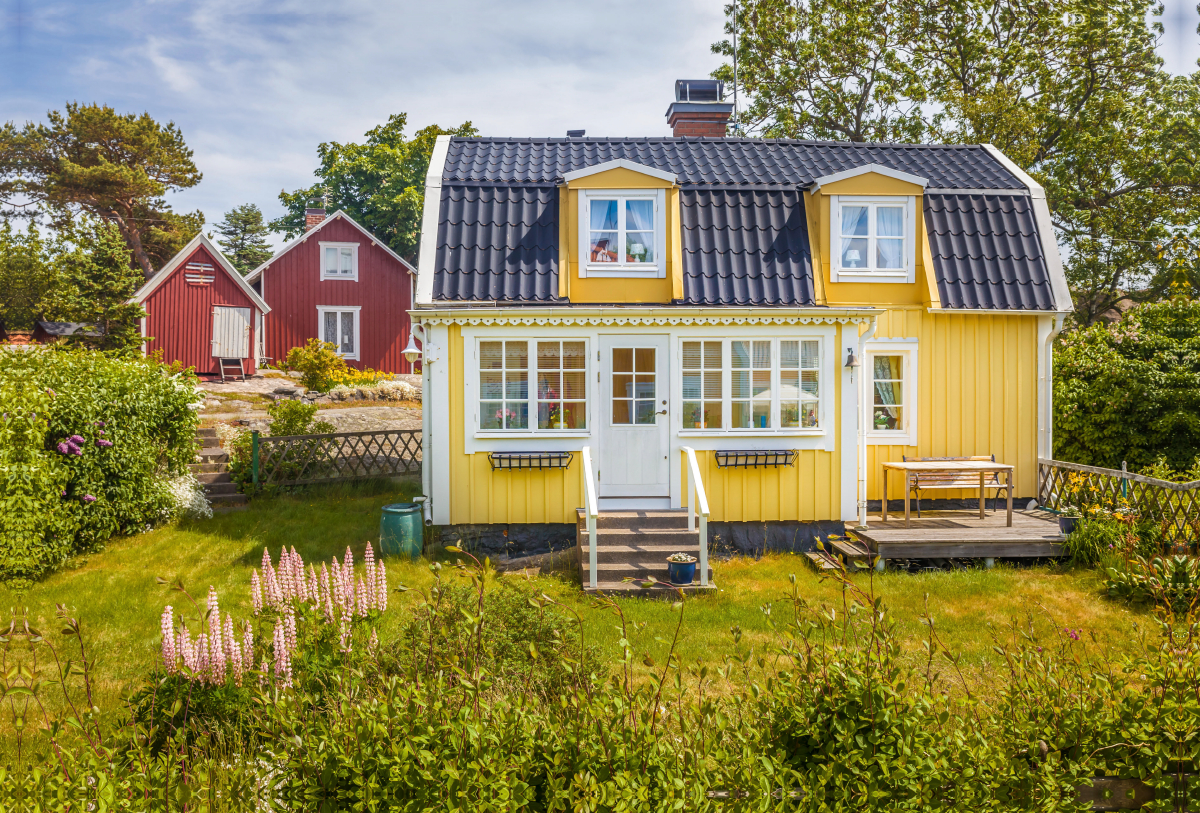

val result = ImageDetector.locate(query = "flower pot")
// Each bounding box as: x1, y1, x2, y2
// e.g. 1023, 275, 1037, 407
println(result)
1058, 516, 1079, 535
667, 560, 697, 585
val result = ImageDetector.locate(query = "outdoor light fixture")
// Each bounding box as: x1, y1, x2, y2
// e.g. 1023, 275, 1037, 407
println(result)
403, 324, 426, 366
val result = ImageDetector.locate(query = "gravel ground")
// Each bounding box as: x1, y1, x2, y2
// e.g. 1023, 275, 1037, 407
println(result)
202, 405, 422, 433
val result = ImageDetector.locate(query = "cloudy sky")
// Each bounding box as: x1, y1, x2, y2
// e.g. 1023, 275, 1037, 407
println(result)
2, 0, 1196, 247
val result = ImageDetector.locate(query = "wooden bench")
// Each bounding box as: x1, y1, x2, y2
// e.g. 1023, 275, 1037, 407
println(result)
902, 455, 1007, 517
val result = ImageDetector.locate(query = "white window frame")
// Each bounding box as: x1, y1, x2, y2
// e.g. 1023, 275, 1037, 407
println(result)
865, 339, 918, 445
470, 337, 592, 437
316, 306, 361, 361
578, 188, 667, 278
831, 196, 916, 283
319, 242, 360, 281
676, 336, 829, 437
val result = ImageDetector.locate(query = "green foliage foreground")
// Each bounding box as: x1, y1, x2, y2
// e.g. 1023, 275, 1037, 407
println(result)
0, 348, 199, 586
3, 551, 1199, 812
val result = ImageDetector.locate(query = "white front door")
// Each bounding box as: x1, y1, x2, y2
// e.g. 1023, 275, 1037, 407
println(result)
598, 335, 670, 497
211, 307, 251, 358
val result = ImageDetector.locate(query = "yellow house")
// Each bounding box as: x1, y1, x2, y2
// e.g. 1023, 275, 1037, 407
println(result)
411, 96, 1071, 586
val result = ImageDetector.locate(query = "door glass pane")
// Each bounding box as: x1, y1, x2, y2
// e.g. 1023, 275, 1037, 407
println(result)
340, 312, 354, 354
323, 312, 337, 344
613, 348, 633, 373
612, 346, 655, 426
634, 348, 654, 372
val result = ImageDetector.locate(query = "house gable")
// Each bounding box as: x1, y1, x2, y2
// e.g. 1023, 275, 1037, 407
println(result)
134, 233, 269, 313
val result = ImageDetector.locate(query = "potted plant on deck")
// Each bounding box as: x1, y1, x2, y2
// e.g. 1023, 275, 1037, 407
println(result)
1059, 504, 1082, 535
666, 552, 697, 585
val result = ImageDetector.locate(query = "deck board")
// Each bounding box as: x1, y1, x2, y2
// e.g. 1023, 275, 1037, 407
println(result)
848, 510, 1063, 559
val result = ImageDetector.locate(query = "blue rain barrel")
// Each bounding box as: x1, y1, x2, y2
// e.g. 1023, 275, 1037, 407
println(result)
380, 503, 423, 561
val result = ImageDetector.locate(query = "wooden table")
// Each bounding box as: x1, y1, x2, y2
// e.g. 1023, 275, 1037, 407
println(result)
881, 460, 1015, 528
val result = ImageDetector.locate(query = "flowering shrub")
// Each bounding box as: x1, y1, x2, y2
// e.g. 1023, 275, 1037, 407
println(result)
0, 347, 200, 585
165, 471, 212, 519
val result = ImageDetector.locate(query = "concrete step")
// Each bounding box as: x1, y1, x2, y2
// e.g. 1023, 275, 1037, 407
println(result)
592, 528, 700, 545
575, 509, 690, 530
197, 448, 229, 463
196, 427, 219, 438
195, 471, 232, 485
210, 492, 248, 506
204, 481, 241, 497
189, 462, 226, 474
584, 580, 717, 594
584, 547, 703, 566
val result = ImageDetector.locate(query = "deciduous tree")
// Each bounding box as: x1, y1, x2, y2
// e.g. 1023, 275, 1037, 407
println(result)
273, 114, 477, 261
0, 222, 57, 334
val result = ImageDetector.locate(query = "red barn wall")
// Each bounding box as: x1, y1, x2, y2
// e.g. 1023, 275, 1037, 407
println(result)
259, 217, 414, 373
143, 245, 260, 375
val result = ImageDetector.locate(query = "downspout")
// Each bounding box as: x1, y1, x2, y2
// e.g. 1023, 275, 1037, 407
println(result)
856, 316, 878, 529
414, 321, 434, 526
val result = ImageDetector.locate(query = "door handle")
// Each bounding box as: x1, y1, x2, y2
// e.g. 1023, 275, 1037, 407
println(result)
657, 409, 668, 415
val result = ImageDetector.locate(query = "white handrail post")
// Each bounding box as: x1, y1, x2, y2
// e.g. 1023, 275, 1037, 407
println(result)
681, 446, 710, 587
582, 446, 598, 589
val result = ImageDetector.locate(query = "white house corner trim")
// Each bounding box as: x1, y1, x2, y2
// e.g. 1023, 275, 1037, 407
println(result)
429, 323, 452, 525
415, 135, 451, 307
839, 325, 860, 522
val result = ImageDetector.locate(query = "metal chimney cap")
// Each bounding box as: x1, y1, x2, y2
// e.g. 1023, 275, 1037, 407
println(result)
566, 129, 586, 138
675, 79, 724, 103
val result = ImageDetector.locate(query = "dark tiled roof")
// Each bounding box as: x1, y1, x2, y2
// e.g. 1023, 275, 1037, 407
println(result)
430, 137, 1055, 308
924, 193, 1055, 311
433, 185, 560, 302
443, 138, 1024, 189
680, 189, 814, 306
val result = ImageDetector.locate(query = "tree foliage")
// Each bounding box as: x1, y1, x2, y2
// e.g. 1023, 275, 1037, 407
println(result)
1054, 297, 1200, 470
213, 203, 274, 274
0, 220, 56, 333
273, 114, 477, 260
714, 0, 1199, 324
0, 102, 204, 278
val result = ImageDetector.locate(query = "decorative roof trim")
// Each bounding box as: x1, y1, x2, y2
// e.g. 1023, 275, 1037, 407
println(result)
412, 306, 879, 328
561, 159, 678, 184
132, 233, 271, 313
980, 144, 1072, 313
416, 134, 453, 306
809, 163, 929, 192
245, 209, 416, 284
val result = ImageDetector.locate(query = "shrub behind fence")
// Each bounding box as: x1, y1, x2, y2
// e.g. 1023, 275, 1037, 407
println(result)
250, 429, 421, 488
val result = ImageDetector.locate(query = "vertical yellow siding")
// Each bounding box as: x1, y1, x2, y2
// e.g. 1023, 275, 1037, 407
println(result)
866, 309, 1040, 500
684, 449, 841, 521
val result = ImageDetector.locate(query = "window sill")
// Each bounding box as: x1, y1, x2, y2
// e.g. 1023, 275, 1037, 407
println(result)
474, 431, 591, 439
583, 266, 662, 278
832, 270, 912, 284
678, 429, 825, 438
866, 431, 914, 445
321, 275, 359, 282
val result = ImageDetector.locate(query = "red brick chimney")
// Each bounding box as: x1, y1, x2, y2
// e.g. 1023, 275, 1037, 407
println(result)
666, 79, 734, 138
305, 208, 327, 231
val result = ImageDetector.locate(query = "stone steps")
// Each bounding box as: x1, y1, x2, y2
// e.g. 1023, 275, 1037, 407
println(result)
189, 429, 245, 507
575, 509, 712, 589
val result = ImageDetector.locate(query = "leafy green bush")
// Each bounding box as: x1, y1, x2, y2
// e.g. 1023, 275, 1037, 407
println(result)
226, 400, 336, 490
1055, 298, 1200, 470
1106, 554, 1200, 615
283, 338, 347, 392
0, 348, 199, 585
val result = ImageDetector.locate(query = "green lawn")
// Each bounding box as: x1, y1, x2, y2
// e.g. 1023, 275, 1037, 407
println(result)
1, 481, 1149, 738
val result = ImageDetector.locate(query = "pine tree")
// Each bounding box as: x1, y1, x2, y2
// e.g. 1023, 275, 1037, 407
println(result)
43, 219, 146, 353
0, 221, 58, 333
213, 204, 274, 274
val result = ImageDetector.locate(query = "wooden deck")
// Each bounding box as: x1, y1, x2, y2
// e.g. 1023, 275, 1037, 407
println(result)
848, 509, 1063, 560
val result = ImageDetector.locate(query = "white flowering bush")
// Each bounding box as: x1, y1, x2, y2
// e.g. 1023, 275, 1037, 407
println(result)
164, 472, 211, 520
328, 378, 418, 401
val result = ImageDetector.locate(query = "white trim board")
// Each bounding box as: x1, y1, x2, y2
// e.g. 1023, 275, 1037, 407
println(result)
810, 163, 929, 192
562, 159, 677, 184
132, 232, 270, 314
245, 209, 416, 284
415, 134, 452, 307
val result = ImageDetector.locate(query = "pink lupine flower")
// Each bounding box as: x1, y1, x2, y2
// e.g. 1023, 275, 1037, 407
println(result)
356, 576, 369, 618
224, 616, 242, 686
284, 608, 298, 655
161, 606, 177, 674
368, 627, 379, 653
250, 571, 263, 614
376, 562, 388, 612
208, 588, 225, 684
272, 621, 292, 688
242, 622, 254, 678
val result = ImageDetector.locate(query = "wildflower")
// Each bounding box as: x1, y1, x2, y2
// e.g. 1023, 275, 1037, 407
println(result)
161, 606, 177, 673
82, 494, 96, 503
272, 621, 292, 688
96, 439, 113, 447
250, 570, 263, 614
94, 421, 105, 427
56, 442, 70, 454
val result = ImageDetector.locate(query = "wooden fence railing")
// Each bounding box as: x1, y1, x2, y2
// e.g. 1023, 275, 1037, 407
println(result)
1038, 458, 1200, 545
251, 429, 421, 488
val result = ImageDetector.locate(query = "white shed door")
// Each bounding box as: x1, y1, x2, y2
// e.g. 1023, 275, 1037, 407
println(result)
211, 307, 251, 358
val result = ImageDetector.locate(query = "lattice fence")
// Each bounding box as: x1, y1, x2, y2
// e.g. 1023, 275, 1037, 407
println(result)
253, 430, 421, 488
1038, 458, 1200, 546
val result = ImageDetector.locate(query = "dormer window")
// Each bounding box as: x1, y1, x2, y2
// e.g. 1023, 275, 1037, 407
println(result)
320, 242, 359, 281
579, 189, 666, 278
831, 196, 916, 283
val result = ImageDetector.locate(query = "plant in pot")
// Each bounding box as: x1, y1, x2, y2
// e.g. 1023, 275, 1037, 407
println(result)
666, 552, 697, 585
1059, 504, 1082, 535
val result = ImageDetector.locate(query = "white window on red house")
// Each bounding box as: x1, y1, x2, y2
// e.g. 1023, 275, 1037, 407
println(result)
320, 243, 359, 280
318, 307, 360, 360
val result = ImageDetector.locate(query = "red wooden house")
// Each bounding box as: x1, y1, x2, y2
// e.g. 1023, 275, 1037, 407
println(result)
133, 233, 270, 378
245, 209, 417, 374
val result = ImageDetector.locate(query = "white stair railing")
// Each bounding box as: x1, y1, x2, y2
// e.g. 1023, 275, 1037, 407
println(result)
680, 446, 710, 587
581, 446, 599, 589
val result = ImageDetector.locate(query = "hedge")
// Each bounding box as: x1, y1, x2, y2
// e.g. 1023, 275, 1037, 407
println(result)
0, 347, 200, 585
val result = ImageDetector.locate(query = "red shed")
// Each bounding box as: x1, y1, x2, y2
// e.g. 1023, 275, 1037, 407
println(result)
133, 233, 271, 378
245, 209, 417, 373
